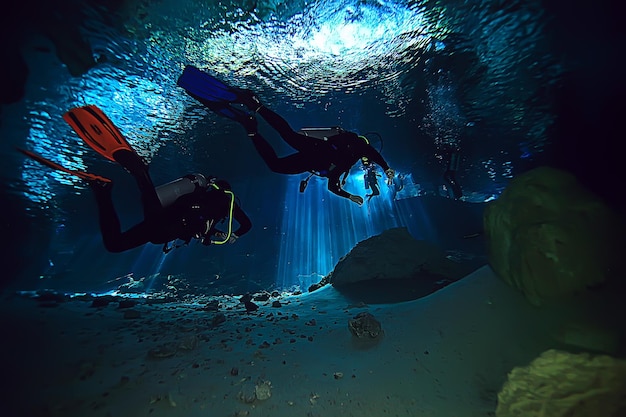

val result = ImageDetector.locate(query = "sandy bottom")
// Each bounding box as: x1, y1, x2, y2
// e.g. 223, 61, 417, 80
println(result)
2, 266, 558, 417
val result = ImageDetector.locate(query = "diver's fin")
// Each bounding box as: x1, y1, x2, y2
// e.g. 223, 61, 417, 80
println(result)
177, 65, 257, 127
17, 147, 111, 183
183, 90, 254, 128
177, 65, 241, 103
195, 92, 253, 120
63, 105, 135, 162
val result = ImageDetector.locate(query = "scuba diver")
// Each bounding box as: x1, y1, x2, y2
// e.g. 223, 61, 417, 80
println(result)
177, 65, 395, 206
442, 144, 463, 200
390, 173, 406, 200
361, 156, 382, 203
18, 105, 251, 254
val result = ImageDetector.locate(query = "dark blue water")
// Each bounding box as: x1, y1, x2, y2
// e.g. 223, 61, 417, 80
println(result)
1, 0, 622, 295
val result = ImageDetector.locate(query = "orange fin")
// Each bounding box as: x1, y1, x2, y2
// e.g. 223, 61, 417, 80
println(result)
17, 147, 111, 183
63, 105, 134, 162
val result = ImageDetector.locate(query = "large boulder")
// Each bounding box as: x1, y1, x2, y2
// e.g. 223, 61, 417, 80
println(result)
327, 228, 483, 302
329, 227, 444, 287
496, 349, 626, 417
483, 166, 624, 306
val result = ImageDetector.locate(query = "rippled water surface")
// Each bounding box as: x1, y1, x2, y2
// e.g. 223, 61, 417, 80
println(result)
3, 0, 568, 205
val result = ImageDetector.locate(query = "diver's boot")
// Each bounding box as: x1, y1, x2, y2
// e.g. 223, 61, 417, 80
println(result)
111, 149, 157, 201
112, 149, 149, 176
89, 178, 113, 201
238, 90, 263, 112
237, 113, 258, 136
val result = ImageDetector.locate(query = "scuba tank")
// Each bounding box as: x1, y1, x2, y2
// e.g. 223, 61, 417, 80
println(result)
298, 126, 344, 140
296, 127, 373, 193
159, 174, 237, 253
155, 173, 209, 207
297, 127, 340, 193
297, 126, 348, 193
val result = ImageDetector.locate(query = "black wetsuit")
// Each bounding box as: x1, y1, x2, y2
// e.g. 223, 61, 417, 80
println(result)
364, 166, 381, 201
442, 145, 462, 199
249, 106, 390, 200
91, 150, 251, 253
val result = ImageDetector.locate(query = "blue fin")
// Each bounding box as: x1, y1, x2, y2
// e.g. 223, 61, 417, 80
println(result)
213, 104, 250, 122
178, 65, 254, 123
177, 65, 240, 103
184, 89, 252, 123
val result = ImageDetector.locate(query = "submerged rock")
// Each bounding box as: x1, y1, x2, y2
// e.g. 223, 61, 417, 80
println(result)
484, 166, 625, 306
254, 380, 272, 401
496, 349, 626, 417
330, 227, 443, 286
327, 227, 482, 302
348, 312, 383, 347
